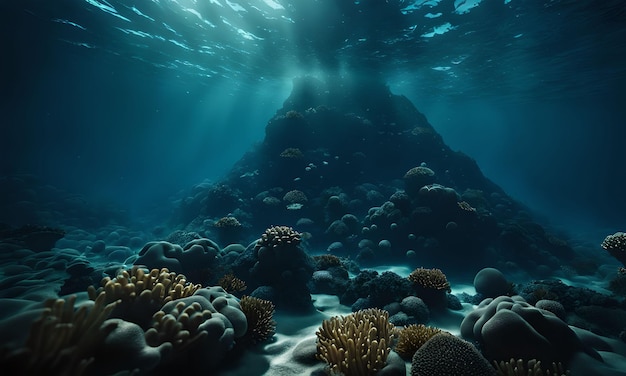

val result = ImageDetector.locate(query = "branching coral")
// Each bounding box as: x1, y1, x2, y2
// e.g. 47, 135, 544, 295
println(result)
408, 267, 451, 292
218, 273, 247, 294
255, 225, 302, 249
316, 308, 394, 375
87, 267, 201, 328
457, 201, 477, 213
239, 296, 276, 345
395, 324, 443, 359
601, 232, 626, 268
0, 293, 118, 375
88, 267, 201, 306
493, 358, 570, 376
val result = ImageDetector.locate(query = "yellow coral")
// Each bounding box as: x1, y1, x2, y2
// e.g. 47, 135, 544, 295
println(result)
494, 358, 570, 376
255, 225, 302, 249
239, 296, 276, 345
218, 273, 247, 294
395, 324, 443, 359
408, 267, 451, 292
87, 267, 201, 306
316, 308, 394, 375
601, 232, 626, 267
214, 216, 242, 228
0, 293, 118, 375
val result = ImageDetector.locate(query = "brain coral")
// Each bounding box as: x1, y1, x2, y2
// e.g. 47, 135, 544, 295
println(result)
145, 286, 247, 372
283, 189, 308, 204
473, 267, 510, 298
460, 295, 599, 364
411, 332, 496, 376
403, 166, 436, 196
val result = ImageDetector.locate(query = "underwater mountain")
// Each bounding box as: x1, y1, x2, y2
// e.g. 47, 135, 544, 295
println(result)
1, 0, 626, 375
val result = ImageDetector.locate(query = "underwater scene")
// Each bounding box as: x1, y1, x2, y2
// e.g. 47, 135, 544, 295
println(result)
2, 0, 626, 375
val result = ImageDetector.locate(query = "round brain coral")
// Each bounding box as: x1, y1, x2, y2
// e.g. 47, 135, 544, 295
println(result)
403, 166, 436, 196
601, 232, 626, 267
411, 332, 496, 376
214, 216, 242, 228
283, 189, 308, 204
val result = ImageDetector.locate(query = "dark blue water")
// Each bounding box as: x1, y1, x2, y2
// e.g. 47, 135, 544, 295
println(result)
3, 0, 625, 233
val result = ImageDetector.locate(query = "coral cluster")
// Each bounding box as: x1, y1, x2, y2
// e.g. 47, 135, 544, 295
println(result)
145, 287, 249, 372
0, 294, 118, 375
218, 273, 247, 294
601, 232, 626, 267
214, 216, 242, 228
316, 308, 394, 375
239, 295, 276, 345
87, 267, 200, 328
493, 358, 570, 376
312, 254, 342, 269
88, 267, 200, 307
255, 225, 302, 249
145, 301, 212, 351
408, 267, 451, 292
395, 324, 443, 359
280, 147, 304, 158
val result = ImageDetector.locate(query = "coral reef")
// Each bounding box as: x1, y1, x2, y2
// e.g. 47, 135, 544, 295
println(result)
0, 294, 118, 375
316, 308, 394, 375
602, 232, 626, 268
408, 267, 451, 310
255, 225, 302, 249
145, 286, 248, 372
395, 324, 443, 359
218, 273, 247, 295
87, 267, 201, 328
493, 358, 570, 376
239, 295, 276, 345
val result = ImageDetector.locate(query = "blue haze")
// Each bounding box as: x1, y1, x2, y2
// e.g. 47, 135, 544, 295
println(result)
1, 0, 625, 235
